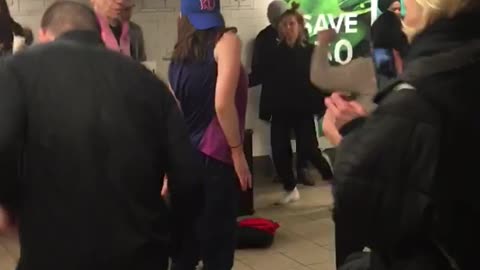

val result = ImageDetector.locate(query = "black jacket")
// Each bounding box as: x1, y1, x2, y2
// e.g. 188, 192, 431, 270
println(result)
0, 30, 201, 270
268, 42, 326, 115
249, 25, 279, 121
334, 12, 480, 270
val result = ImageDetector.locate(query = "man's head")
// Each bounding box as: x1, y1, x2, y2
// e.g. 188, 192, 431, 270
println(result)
38, 1, 100, 43
267, 0, 289, 27
91, 0, 133, 21
379, 0, 401, 16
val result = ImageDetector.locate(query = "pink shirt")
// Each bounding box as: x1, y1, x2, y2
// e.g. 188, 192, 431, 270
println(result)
97, 15, 131, 57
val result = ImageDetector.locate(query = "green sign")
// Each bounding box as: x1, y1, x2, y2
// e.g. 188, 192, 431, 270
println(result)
287, 0, 372, 65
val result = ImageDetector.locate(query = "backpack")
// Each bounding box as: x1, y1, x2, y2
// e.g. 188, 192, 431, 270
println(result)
236, 218, 280, 249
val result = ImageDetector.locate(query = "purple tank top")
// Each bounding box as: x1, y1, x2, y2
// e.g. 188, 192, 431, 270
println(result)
169, 43, 248, 164
198, 68, 248, 164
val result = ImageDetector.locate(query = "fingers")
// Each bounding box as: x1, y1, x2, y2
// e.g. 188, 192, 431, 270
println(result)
161, 184, 168, 197
349, 101, 367, 116
161, 177, 168, 197
328, 93, 365, 119
238, 173, 252, 191
240, 178, 247, 191
326, 95, 351, 121
325, 97, 341, 117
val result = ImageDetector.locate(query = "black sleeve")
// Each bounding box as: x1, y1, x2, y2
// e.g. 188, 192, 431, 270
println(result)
0, 60, 24, 209
339, 117, 367, 136
137, 27, 147, 62
333, 89, 440, 250
159, 82, 202, 220
248, 32, 266, 88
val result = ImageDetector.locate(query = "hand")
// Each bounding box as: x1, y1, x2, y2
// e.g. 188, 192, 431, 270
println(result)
161, 176, 168, 197
322, 110, 343, 146
317, 29, 337, 45
231, 148, 252, 191
323, 93, 367, 144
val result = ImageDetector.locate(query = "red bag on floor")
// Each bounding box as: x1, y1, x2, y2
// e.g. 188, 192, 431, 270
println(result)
236, 218, 280, 249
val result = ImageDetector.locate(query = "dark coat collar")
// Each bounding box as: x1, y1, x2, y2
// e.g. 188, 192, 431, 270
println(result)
406, 11, 480, 64
56, 30, 104, 47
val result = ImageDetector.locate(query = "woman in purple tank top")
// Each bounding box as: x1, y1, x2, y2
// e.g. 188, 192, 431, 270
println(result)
168, 0, 251, 269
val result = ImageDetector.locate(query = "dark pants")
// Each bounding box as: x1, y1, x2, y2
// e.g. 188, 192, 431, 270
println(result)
172, 152, 238, 270
271, 113, 333, 191
335, 220, 366, 268
289, 143, 309, 172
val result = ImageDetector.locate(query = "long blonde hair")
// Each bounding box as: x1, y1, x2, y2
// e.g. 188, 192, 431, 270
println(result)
404, 0, 480, 38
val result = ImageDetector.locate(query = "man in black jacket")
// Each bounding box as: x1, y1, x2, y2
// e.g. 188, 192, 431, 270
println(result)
0, 2, 200, 270
249, 0, 288, 120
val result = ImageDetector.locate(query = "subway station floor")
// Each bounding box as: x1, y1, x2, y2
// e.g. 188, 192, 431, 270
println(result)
0, 170, 335, 270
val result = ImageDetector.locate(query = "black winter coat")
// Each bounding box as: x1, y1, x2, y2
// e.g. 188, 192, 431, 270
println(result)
268, 42, 327, 115
0, 30, 201, 270
334, 12, 480, 270
249, 25, 279, 121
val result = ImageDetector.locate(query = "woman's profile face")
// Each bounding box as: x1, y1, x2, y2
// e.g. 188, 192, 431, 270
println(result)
389, 1, 402, 16
279, 15, 301, 45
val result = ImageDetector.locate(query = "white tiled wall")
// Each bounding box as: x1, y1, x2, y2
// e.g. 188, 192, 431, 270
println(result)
10, 0, 326, 156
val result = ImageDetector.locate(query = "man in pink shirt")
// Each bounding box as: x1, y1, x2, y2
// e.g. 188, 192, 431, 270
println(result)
90, 0, 132, 57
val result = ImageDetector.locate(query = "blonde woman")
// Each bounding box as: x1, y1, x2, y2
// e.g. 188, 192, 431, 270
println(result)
324, 0, 480, 269
267, 4, 333, 204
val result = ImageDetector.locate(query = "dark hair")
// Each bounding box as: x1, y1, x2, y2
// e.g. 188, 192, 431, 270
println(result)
172, 16, 234, 62
23, 27, 33, 45
371, 11, 408, 56
0, 0, 13, 52
0, 0, 12, 19
277, 2, 307, 46
378, 0, 397, 13
41, 1, 100, 36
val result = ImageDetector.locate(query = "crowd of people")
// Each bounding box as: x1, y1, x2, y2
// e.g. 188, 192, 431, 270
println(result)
0, 0, 479, 270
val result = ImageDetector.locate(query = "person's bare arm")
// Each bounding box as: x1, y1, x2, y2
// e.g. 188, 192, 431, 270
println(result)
214, 32, 242, 148
214, 31, 251, 190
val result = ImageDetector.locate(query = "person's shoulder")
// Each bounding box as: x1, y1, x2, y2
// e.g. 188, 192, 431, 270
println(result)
374, 82, 439, 125
129, 21, 142, 31
2, 43, 50, 71
216, 30, 241, 51
257, 25, 274, 36
219, 30, 240, 43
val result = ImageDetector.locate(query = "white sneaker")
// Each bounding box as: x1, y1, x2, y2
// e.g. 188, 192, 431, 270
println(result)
276, 188, 300, 205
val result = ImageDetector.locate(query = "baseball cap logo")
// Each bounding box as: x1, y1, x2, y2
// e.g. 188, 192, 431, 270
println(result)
200, 0, 216, 11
